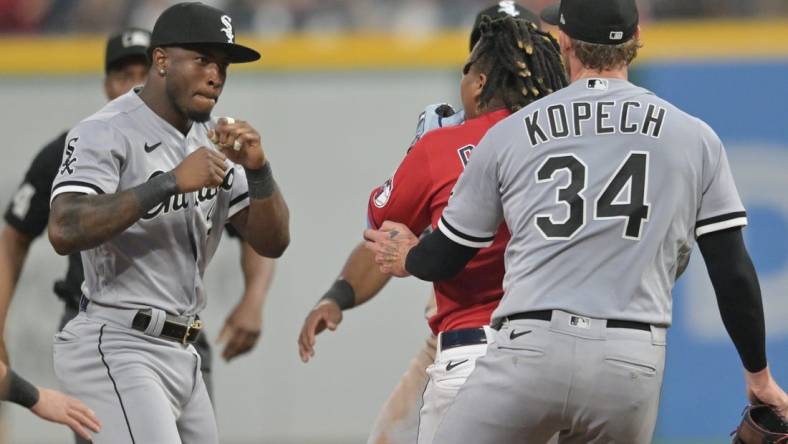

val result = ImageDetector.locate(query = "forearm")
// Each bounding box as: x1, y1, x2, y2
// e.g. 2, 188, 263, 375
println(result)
48, 173, 177, 255
243, 192, 290, 257
0, 227, 32, 364
698, 228, 767, 372
334, 242, 391, 308
1, 367, 39, 408
239, 241, 275, 308
405, 229, 479, 281
237, 164, 290, 258
49, 192, 147, 255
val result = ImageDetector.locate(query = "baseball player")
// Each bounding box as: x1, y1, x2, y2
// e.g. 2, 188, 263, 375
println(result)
0, 27, 275, 442
300, 7, 565, 444
1, 361, 100, 440
363, 6, 543, 443
47, 3, 289, 443
365, 0, 788, 441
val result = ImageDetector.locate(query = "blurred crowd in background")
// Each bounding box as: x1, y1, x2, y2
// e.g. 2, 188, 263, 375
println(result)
2, 0, 787, 35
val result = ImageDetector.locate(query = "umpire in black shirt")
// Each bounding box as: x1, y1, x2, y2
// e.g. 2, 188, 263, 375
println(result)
0, 29, 150, 444
1, 28, 151, 344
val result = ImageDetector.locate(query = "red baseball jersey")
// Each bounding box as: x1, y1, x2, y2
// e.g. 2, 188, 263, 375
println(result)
368, 109, 511, 335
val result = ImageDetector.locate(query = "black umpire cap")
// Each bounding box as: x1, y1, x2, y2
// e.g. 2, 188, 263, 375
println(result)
150, 2, 260, 63
541, 0, 639, 45
470, 1, 540, 50
105, 28, 150, 73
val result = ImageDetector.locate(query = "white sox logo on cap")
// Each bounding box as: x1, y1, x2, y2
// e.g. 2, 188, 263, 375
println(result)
122, 30, 150, 48
497, 1, 520, 17
220, 15, 234, 43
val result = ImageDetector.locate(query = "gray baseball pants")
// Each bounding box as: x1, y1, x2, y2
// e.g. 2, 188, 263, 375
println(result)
54, 308, 218, 444
432, 310, 666, 444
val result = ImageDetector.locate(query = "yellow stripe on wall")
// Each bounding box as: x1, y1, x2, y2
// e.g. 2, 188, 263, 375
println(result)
639, 19, 788, 60
2, 20, 788, 74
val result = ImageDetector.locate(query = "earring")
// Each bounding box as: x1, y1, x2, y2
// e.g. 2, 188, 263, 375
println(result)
159, 69, 166, 76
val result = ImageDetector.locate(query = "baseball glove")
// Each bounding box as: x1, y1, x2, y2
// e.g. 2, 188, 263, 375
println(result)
731, 404, 788, 444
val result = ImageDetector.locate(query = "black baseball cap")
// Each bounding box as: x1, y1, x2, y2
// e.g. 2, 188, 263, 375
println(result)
150, 2, 260, 63
470, 1, 540, 50
105, 28, 150, 73
541, 0, 639, 45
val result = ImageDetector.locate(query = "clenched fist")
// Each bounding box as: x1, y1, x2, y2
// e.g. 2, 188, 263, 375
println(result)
208, 118, 266, 170
173, 147, 227, 193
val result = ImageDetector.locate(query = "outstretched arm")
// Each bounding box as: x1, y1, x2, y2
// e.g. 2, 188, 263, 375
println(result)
364, 221, 479, 281
296, 103, 465, 363
217, 240, 275, 361
0, 363, 101, 440
297, 241, 391, 363
698, 227, 788, 419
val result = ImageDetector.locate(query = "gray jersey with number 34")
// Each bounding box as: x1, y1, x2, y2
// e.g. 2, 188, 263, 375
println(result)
438, 78, 746, 326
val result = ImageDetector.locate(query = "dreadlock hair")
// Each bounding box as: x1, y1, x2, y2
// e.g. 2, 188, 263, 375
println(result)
470, 15, 568, 113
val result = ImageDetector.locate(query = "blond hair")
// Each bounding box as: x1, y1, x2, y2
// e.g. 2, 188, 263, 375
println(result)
570, 37, 642, 71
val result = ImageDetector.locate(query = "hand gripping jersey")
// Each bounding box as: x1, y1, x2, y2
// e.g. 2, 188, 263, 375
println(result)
51, 89, 250, 316
368, 109, 511, 334
439, 78, 747, 326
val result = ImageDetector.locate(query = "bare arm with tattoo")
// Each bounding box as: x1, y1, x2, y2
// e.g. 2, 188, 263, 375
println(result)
49, 147, 229, 255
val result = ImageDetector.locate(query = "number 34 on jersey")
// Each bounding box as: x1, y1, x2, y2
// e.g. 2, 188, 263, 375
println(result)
535, 151, 650, 241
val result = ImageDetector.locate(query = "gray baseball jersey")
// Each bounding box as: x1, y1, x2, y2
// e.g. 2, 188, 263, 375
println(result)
51, 88, 250, 316
439, 77, 746, 326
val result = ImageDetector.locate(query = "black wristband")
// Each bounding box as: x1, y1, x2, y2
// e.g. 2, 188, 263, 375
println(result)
5, 369, 39, 409
245, 162, 277, 199
320, 279, 355, 310
133, 171, 178, 211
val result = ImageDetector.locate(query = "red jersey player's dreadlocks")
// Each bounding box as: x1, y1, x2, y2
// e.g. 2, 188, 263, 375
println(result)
467, 15, 568, 113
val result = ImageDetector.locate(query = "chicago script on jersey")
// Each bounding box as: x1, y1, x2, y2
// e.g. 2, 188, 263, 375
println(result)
142, 168, 235, 220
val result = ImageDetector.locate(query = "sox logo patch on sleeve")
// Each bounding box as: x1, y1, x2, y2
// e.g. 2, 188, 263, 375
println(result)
59, 138, 79, 175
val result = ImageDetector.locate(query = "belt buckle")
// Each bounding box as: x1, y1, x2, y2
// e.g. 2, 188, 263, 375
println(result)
182, 319, 203, 344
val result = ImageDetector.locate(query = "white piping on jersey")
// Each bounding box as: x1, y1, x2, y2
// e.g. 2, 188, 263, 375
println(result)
695, 217, 748, 237
438, 217, 494, 249
50, 184, 100, 203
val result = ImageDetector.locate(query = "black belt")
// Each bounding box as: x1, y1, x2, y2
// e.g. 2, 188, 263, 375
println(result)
131, 310, 203, 344
502, 310, 651, 332
440, 327, 488, 351
80, 297, 203, 344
